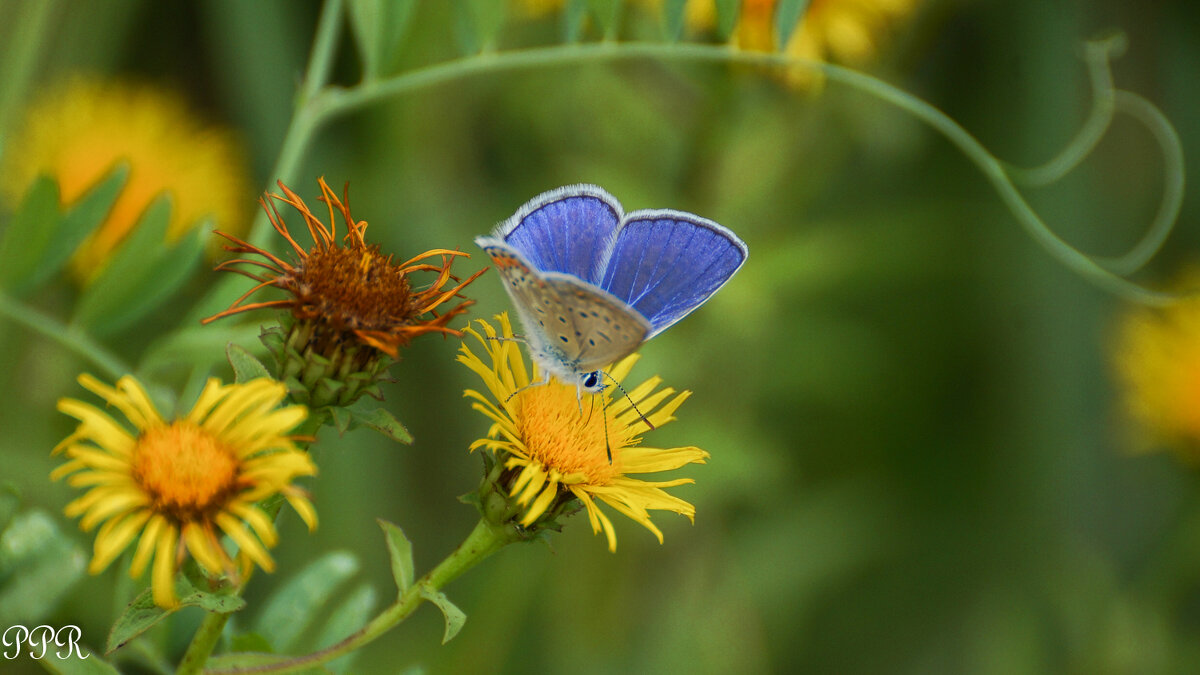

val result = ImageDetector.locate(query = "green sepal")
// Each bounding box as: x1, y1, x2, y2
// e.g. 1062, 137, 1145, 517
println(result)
330, 406, 353, 434
774, 0, 810, 47
454, 0, 507, 54
418, 585, 466, 644
226, 342, 272, 383
317, 583, 377, 674
0, 175, 62, 293
378, 519, 415, 597
73, 197, 207, 336
34, 642, 121, 675
0, 509, 86, 625
254, 551, 358, 653
713, 0, 740, 40
661, 0, 687, 41
347, 0, 419, 80
106, 573, 245, 654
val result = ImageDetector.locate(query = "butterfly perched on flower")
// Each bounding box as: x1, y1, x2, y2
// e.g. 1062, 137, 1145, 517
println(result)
475, 184, 748, 394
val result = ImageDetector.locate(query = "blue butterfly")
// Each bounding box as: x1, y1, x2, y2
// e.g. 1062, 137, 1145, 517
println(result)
476, 184, 748, 393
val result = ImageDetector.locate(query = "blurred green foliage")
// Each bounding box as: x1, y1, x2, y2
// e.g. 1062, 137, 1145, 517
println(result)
1, 0, 1199, 673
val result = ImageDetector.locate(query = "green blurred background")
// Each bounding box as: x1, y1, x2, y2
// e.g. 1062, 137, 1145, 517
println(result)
3, 0, 1200, 672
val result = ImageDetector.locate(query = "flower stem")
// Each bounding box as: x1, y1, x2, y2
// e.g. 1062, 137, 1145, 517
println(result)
206, 518, 517, 674
176, 610, 231, 675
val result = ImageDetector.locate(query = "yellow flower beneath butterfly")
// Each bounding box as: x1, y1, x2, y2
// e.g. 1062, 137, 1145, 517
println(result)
458, 313, 708, 550
52, 375, 316, 608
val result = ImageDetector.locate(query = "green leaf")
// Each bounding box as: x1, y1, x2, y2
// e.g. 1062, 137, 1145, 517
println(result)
229, 631, 274, 654
348, 403, 413, 444
378, 519, 414, 596
564, 0, 587, 42
587, 0, 623, 39
662, 0, 687, 41
0, 175, 62, 294
419, 585, 466, 644
73, 198, 207, 336
255, 551, 358, 653
453, 0, 507, 54
347, 0, 419, 80
36, 642, 121, 675
106, 576, 245, 654
329, 406, 353, 434
316, 583, 377, 674
713, 0, 740, 40
0, 510, 86, 625
227, 343, 272, 383
774, 0, 810, 47
139, 322, 267, 376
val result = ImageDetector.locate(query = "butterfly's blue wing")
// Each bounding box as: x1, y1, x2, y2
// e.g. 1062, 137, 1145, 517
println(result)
599, 209, 748, 337
492, 184, 622, 285
476, 239, 650, 377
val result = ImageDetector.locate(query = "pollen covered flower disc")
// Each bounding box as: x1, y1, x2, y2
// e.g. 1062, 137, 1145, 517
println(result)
458, 313, 709, 551
51, 374, 317, 608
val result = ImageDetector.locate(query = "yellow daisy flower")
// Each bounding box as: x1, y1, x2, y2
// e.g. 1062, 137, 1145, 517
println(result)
51, 374, 317, 608
1, 76, 252, 282
458, 313, 708, 551
1112, 274, 1200, 456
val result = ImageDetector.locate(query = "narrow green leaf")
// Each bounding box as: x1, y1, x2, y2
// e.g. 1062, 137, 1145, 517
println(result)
588, 0, 623, 39
378, 519, 415, 596
139, 323, 267, 376
37, 642, 121, 675
713, 0, 739, 40
228, 631, 274, 654
347, 0, 419, 79
74, 200, 207, 336
254, 551, 358, 653
329, 406, 353, 434
774, 0, 810, 47
316, 584, 377, 674
348, 404, 413, 444
0, 510, 86, 625
419, 585, 466, 644
564, 0, 587, 42
661, 0, 687, 41
226, 343, 272, 383
43, 165, 132, 285
0, 175, 61, 294
106, 576, 245, 654
453, 0, 507, 54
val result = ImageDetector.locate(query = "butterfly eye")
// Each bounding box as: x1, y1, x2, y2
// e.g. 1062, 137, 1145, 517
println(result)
582, 371, 603, 392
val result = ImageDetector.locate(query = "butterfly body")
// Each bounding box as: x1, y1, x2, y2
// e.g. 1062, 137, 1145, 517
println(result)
476, 184, 747, 392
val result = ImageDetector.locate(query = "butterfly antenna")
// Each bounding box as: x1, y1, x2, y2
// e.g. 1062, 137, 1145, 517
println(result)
601, 370, 656, 431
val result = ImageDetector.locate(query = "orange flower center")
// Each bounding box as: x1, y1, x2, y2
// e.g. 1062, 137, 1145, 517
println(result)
294, 244, 417, 333
517, 382, 622, 484
132, 421, 240, 521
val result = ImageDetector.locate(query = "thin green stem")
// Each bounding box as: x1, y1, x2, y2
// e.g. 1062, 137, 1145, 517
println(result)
0, 290, 130, 378
206, 518, 516, 674
177, 611, 231, 675
231, 40, 1180, 308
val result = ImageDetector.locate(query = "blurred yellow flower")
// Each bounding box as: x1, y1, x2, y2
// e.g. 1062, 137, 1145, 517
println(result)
1, 77, 252, 282
459, 313, 708, 551
686, 0, 920, 87
1112, 277, 1200, 456
52, 374, 316, 608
